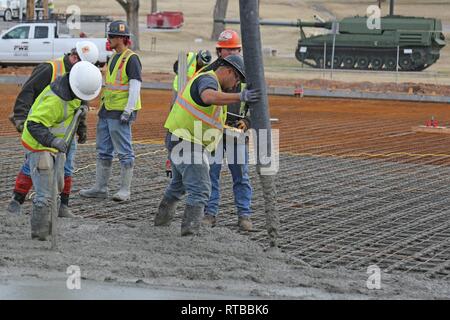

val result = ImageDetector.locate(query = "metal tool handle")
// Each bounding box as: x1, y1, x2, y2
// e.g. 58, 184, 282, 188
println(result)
50, 104, 88, 250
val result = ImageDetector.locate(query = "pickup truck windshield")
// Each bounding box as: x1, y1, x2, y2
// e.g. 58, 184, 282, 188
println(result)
3, 26, 30, 39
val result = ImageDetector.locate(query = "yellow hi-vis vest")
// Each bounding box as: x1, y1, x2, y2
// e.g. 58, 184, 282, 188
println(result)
172, 52, 197, 92
164, 70, 227, 152
102, 49, 142, 111
47, 56, 66, 82
21, 86, 81, 153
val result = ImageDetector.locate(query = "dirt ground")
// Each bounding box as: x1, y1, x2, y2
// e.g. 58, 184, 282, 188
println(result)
1, 85, 450, 299
2, 84, 450, 159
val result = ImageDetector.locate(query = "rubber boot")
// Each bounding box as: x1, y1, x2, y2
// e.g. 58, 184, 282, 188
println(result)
7, 196, 22, 215
238, 216, 253, 231
112, 164, 133, 202
154, 196, 179, 226
30, 204, 50, 241
58, 203, 76, 218
79, 159, 112, 199
8, 172, 32, 215
181, 204, 204, 236
58, 178, 76, 218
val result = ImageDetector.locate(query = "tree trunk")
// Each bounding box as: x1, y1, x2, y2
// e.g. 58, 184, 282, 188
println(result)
116, 0, 140, 50
27, 0, 35, 20
211, 0, 229, 40
43, 0, 48, 19
151, 0, 157, 13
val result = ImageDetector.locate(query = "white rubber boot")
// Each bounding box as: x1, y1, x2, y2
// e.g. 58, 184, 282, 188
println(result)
79, 159, 112, 199
112, 164, 133, 202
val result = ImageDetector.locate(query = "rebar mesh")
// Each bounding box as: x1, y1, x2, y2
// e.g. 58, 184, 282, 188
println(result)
1, 88, 450, 280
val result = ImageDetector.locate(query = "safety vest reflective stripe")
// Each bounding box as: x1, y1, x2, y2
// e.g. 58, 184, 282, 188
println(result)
107, 49, 133, 87
213, 107, 222, 120
174, 95, 223, 129
104, 84, 129, 91
49, 58, 64, 82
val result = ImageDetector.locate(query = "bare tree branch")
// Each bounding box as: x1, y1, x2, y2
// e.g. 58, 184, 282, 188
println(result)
211, 0, 229, 40
114, 0, 140, 50
116, 0, 128, 11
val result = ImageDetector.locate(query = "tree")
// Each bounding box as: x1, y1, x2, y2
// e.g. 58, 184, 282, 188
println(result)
43, 0, 48, 19
211, 0, 229, 41
26, 0, 35, 20
116, 0, 140, 50
151, 0, 157, 13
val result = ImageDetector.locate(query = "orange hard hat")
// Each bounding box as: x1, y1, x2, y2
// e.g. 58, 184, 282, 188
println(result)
216, 29, 242, 49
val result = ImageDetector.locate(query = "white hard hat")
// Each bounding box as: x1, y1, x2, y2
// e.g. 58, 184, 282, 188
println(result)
75, 40, 99, 64
69, 61, 102, 101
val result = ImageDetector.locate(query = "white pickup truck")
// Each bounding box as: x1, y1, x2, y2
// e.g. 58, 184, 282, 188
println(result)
0, 22, 113, 66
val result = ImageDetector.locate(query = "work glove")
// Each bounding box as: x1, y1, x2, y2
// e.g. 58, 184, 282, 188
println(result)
240, 89, 261, 103
237, 119, 250, 131
120, 111, 132, 124
51, 137, 68, 153
77, 131, 87, 144
14, 119, 25, 133
8, 113, 25, 133
77, 115, 88, 144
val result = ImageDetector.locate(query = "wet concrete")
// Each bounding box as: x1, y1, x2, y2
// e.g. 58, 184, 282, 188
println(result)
0, 278, 259, 300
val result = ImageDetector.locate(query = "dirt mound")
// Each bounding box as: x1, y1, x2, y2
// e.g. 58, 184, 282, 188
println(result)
266, 78, 450, 96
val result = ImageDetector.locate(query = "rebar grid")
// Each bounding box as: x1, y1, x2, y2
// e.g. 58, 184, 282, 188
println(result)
1, 135, 449, 280
2, 94, 450, 281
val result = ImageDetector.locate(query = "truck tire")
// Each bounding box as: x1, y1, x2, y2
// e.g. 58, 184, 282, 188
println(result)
3, 9, 12, 21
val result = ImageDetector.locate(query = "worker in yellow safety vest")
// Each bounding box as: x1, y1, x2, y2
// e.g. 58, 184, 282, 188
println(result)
80, 20, 142, 203
154, 54, 261, 236
6, 41, 99, 218
203, 29, 255, 232
21, 61, 102, 240
172, 50, 212, 100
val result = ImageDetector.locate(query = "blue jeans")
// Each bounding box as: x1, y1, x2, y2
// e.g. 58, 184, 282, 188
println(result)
21, 139, 77, 177
27, 152, 54, 207
164, 141, 211, 207
205, 138, 252, 217
96, 117, 134, 166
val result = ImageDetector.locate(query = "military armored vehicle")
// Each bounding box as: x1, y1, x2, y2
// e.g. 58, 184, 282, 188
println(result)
218, 0, 446, 71
294, 16, 446, 71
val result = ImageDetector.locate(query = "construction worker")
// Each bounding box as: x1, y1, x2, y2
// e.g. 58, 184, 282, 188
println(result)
172, 50, 212, 100
80, 21, 142, 202
6, 41, 99, 218
154, 54, 261, 236
164, 50, 212, 177
21, 61, 103, 240
203, 29, 254, 231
